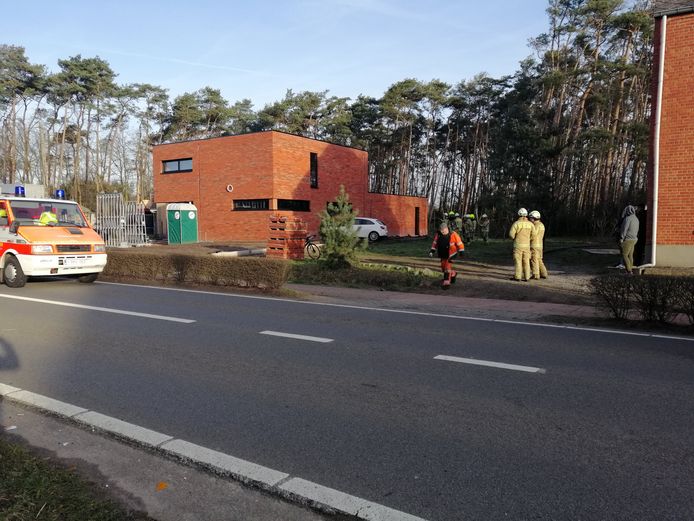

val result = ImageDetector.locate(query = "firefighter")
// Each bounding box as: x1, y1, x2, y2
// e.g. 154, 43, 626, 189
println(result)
453, 212, 463, 233
508, 208, 535, 281
429, 222, 465, 289
39, 208, 58, 226
529, 210, 548, 279
478, 214, 490, 243
463, 214, 476, 243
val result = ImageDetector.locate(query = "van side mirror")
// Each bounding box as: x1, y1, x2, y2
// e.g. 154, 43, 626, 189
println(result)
9, 221, 19, 234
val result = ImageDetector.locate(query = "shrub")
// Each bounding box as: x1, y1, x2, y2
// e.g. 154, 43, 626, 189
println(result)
590, 274, 632, 320
103, 252, 290, 289
674, 277, 694, 325
591, 273, 693, 324
630, 275, 679, 323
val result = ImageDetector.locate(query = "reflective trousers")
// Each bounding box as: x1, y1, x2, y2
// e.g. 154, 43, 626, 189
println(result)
440, 258, 457, 287
513, 247, 531, 281
531, 247, 548, 279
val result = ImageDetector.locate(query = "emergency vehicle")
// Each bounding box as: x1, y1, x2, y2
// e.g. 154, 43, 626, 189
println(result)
0, 188, 107, 288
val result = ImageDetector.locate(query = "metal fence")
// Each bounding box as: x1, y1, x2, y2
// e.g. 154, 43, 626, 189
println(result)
95, 193, 148, 247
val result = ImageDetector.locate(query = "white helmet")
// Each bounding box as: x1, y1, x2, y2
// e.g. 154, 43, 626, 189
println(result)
518, 208, 528, 217
529, 210, 541, 219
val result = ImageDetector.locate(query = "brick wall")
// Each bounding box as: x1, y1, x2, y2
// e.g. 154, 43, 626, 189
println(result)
651, 13, 694, 248
152, 131, 427, 242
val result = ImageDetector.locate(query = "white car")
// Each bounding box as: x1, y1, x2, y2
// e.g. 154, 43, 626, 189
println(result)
353, 217, 388, 242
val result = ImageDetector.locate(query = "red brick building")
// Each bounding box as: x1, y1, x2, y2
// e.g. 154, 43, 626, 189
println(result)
648, 1, 694, 267
153, 131, 428, 242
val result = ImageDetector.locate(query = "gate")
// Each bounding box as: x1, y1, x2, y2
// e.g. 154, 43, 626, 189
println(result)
95, 193, 147, 247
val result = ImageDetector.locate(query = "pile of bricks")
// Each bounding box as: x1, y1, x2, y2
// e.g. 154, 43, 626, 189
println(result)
267, 215, 307, 259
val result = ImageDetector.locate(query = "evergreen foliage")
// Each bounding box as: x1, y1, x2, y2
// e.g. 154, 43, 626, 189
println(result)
318, 185, 364, 268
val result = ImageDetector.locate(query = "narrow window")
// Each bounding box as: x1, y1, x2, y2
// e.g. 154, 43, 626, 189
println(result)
277, 199, 310, 212
310, 152, 318, 188
233, 199, 269, 211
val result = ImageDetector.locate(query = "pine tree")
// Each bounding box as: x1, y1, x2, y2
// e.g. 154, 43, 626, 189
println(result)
318, 185, 363, 268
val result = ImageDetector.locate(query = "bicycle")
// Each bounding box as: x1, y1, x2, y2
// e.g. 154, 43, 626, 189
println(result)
304, 235, 321, 260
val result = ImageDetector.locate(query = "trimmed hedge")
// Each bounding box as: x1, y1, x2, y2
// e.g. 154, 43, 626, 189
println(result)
590, 274, 694, 324
103, 251, 290, 289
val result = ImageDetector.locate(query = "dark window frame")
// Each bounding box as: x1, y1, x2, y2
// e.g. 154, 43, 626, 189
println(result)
310, 152, 318, 188
233, 199, 270, 211
162, 158, 193, 174
277, 199, 311, 212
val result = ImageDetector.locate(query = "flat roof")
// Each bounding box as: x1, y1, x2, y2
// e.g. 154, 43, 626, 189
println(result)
152, 130, 366, 153
653, 0, 694, 17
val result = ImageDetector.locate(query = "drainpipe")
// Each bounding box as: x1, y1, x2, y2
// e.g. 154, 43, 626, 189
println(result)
646, 15, 667, 267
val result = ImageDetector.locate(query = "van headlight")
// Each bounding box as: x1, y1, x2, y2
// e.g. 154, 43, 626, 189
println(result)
93, 244, 106, 252
31, 244, 53, 254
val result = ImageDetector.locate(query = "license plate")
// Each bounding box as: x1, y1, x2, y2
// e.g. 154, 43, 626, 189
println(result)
63, 257, 87, 266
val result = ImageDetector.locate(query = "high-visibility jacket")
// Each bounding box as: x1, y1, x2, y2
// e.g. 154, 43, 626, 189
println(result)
531, 221, 545, 249
509, 218, 535, 249
431, 231, 464, 259
39, 211, 58, 226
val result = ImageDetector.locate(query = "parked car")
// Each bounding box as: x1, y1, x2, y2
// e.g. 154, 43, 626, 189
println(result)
353, 217, 388, 242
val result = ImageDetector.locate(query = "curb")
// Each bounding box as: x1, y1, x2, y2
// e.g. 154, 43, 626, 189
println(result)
0, 382, 427, 521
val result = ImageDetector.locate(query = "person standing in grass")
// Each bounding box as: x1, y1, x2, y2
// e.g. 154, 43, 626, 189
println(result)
529, 210, 548, 279
478, 214, 490, 243
619, 205, 639, 275
429, 222, 465, 289
508, 208, 535, 282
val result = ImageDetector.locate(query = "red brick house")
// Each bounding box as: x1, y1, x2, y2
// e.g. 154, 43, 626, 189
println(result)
153, 131, 428, 242
648, 1, 694, 267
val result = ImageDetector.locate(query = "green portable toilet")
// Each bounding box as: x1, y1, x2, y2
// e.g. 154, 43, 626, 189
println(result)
166, 203, 198, 244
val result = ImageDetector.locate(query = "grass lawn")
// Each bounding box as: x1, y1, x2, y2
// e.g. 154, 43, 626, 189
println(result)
0, 437, 153, 521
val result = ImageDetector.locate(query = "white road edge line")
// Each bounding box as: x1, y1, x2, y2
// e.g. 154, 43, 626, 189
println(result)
260, 330, 334, 343
0, 381, 427, 521
95, 281, 694, 343
434, 355, 546, 374
0, 294, 195, 323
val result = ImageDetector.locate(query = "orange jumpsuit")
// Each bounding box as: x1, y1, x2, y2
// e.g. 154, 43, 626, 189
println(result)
430, 231, 465, 288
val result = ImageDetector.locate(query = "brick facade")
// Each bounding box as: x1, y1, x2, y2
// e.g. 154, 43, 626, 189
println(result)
153, 131, 428, 242
648, 10, 694, 267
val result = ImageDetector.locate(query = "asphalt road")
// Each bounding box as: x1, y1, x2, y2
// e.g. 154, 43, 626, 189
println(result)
1, 279, 693, 521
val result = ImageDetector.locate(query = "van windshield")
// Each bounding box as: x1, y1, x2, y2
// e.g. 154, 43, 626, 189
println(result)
9, 200, 87, 227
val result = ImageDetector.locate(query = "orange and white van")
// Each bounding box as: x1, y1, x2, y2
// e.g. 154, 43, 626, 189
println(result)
0, 195, 107, 288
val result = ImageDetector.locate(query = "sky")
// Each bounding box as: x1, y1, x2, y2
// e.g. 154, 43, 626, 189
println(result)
3, 0, 550, 108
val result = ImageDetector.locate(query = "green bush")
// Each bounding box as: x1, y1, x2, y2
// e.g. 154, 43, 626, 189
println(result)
103, 252, 290, 289
590, 274, 632, 320
674, 277, 694, 325
631, 275, 679, 323
590, 274, 693, 324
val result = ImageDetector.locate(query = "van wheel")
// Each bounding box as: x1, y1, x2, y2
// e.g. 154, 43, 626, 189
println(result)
78, 273, 99, 283
4, 256, 27, 288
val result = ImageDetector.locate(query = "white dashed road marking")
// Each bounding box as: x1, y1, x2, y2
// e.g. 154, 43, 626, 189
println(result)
260, 330, 334, 343
435, 355, 546, 374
